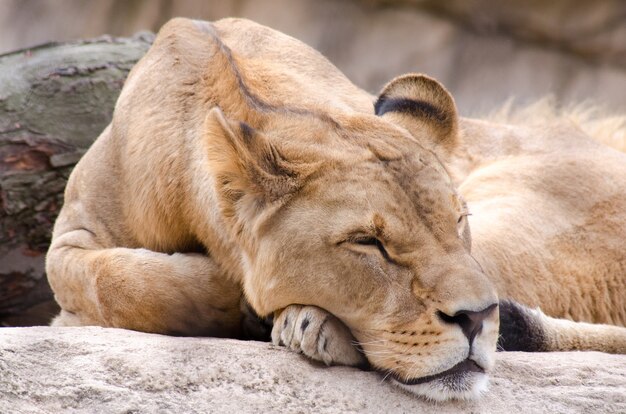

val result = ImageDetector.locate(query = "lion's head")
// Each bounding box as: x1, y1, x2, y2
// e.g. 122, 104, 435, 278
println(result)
205, 73, 499, 401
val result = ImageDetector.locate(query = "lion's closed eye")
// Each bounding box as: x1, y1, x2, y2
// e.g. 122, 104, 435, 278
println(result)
457, 211, 471, 224
343, 235, 394, 263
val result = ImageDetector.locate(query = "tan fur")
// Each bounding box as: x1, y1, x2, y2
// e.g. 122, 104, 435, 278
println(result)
46, 18, 626, 401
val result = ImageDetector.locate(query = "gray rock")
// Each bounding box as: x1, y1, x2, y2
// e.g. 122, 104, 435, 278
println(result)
1, 326, 625, 413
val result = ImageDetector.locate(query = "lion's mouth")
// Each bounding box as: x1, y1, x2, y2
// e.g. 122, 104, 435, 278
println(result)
392, 358, 485, 386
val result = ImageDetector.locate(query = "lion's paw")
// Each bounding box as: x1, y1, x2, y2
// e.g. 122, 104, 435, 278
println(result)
271, 305, 367, 367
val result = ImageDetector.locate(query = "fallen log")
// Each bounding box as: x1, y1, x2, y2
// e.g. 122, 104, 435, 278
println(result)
0, 34, 153, 326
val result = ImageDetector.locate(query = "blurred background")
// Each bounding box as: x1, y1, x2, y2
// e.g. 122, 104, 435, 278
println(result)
1, 0, 625, 113
0, 0, 625, 327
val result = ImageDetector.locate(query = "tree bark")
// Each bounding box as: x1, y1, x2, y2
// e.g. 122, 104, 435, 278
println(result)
0, 34, 153, 326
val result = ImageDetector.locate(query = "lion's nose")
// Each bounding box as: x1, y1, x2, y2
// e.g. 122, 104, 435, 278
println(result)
437, 303, 497, 345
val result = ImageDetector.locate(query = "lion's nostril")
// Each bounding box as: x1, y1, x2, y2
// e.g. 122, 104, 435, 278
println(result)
437, 303, 497, 345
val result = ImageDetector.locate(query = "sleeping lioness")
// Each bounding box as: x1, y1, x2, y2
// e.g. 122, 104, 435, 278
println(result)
46, 17, 626, 401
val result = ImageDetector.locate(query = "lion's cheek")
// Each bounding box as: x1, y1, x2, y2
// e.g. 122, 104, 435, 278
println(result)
241, 243, 372, 319
242, 267, 379, 328
239, 257, 332, 317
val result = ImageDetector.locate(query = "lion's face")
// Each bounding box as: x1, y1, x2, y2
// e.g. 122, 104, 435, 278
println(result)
252, 140, 498, 401
207, 74, 499, 400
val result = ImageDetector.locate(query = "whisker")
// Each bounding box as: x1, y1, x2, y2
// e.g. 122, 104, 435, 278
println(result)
381, 369, 395, 383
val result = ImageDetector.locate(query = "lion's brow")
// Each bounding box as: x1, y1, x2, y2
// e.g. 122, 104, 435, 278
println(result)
389, 166, 449, 245
372, 213, 386, 237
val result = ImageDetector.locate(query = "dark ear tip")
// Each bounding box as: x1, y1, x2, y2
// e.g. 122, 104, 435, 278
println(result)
373, 94, 386, 116
374, 73, 459, 150
376, 73, 457, 117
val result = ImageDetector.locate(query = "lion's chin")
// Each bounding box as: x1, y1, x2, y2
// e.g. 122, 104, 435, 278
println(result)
391, 359, 490, 401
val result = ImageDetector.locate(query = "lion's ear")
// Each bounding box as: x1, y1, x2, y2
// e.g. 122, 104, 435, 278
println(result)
204, 107, 314, 220
375, 74, 458, 154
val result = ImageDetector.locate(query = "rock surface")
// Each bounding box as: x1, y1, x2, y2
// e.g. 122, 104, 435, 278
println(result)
2, 0, 626, 327
1, 327, 625, 413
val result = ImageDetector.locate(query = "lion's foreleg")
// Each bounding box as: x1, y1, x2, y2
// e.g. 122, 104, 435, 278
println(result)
46, 229, 243, 336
